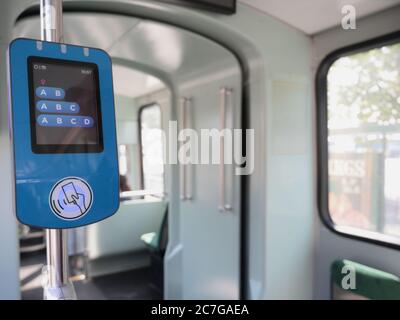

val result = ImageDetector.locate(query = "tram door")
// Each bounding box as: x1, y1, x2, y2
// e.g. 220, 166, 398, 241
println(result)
165, 34, 243, 299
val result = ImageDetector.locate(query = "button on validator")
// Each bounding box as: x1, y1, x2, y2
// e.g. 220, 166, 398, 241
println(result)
37, 100, 80, 114
35, 86, 65, 100
37, 115, 94, 128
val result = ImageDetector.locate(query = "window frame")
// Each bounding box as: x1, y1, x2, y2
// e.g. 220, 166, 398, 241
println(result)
316, 30, 400, 249
137, 102, 164, 194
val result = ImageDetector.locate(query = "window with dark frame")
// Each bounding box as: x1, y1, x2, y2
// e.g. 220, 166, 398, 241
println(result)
317, 32, 400, 246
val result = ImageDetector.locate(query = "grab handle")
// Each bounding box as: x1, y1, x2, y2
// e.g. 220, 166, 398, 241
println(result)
219, 87, 233, 212
179, 97, 193, 201
179, 97, 187, 201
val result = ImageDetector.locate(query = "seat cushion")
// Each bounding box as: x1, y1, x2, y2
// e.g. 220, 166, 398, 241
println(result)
331, 259, 400, 300
140, 232, 159, 250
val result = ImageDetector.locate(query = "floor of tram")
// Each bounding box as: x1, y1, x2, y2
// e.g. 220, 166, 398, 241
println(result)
20, 251, 162, 300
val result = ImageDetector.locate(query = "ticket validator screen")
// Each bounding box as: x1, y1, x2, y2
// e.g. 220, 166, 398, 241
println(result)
28, 57, 104, 153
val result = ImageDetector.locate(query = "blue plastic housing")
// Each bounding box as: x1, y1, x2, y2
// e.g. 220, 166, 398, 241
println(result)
8, 38, 119, 228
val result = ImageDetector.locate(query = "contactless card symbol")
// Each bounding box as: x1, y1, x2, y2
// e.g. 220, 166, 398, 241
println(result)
50, 177, 93, 220
62, 182, 87, 214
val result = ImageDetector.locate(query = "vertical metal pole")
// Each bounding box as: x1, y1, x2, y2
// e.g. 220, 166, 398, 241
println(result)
40, 0, 76, 300
41, 0, 64, 42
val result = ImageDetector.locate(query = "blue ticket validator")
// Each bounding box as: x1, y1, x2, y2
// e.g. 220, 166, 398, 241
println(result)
7, 38, 119, 228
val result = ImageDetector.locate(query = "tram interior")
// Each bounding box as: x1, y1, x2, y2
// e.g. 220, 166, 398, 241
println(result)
0, 0, 399, 300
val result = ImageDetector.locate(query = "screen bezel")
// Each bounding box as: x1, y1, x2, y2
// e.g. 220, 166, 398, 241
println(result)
27, 56, 104, 154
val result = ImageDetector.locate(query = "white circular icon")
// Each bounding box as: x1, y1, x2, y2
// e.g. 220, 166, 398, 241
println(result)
49, 177, 93, 220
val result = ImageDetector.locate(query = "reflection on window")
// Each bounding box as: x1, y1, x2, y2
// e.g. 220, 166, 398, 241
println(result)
119, 145, 128, 176
139, 104, 164, 198
118, 144, 132, 192
327, 42, 400, 237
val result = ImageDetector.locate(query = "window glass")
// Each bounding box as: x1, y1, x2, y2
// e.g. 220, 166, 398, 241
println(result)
139, 104, 164, 197
327, 42, 400, 237
118, 144, 132, 192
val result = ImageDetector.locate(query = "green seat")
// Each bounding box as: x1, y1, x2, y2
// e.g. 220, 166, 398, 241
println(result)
140, 232, 159, 250
140, 207, 168, 294
331, 259, 400, 300
140, 206, 168, 254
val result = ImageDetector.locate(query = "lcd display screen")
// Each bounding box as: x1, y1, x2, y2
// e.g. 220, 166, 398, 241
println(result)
28, 56, 103, 153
